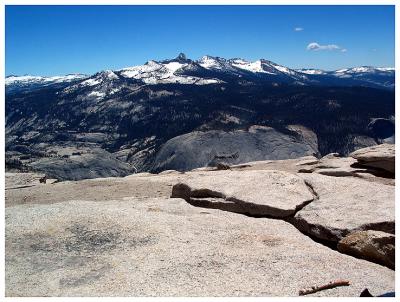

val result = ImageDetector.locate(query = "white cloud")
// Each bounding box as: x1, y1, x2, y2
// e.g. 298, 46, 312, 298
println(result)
294, 27, 304, 31
307, 42, 346, 52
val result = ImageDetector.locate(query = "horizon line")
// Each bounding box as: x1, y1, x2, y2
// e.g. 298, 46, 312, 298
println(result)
5, 53, 395, 77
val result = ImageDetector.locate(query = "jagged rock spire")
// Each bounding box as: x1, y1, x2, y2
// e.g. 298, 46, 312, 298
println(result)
176, 52, 187, 61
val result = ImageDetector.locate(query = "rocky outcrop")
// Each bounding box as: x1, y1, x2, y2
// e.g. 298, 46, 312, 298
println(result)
284, 152, 395, 185
152, 126, 318, 172
171, 170, 315, 217
350, 144, 395, 174
298, 156, 360, 176
338, 230, 395, 269
28, 148, 134, 181
351, 135, 377, 151
170, 162, 395, 244
292, 174, 394, 242
368, 117, 395, 143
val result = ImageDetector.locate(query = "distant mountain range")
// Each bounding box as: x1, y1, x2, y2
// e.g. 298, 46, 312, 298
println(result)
6, 53, 395, 93
5, 53, 395, 180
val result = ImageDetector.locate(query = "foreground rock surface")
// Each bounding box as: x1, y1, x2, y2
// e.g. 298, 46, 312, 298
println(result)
171, 170, 314, 217
5, 147, 395, 297
338, 231, 395, 269
350, 144, 395, 174
6, 197, 394, 297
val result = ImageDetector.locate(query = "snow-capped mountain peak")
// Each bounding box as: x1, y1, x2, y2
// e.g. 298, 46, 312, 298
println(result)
115, 54, 223, 85
5, 73, 88, 93
197, 55, 238, 73
79, 70, 119, 87
376, 67, 395, 72
197, 56, 302, 77
296, 69, 327, 75
335, 67, 372, 74
102, 70, 119, 79
334, 66, 395, 74
230, 59, 274, 74
5, 73, 87, 86
198, 55, 223, 68
160, 52, 192, 64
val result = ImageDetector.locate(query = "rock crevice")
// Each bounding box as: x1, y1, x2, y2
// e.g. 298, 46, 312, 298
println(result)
171, 170, 315, 218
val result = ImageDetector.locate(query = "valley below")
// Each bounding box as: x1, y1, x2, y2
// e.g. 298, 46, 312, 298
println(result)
5, 54, 395, 180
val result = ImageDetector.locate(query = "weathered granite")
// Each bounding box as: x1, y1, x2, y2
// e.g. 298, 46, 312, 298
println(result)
338, 230, 395, 269
5, 198, 394, 297
171, 170, 315, 217
293, 174, 395, 242
350, 144, 395, 173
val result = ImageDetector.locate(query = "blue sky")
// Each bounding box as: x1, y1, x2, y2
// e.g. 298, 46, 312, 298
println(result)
6, 5, 395, 76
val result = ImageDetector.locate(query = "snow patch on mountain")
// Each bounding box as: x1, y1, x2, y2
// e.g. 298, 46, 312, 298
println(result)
273, 64, 296, 75
296, 69, 327, 75
198, 56, 238, 73
103, 70, 119, 80
88, 91, 106, 99
376, 67, 395, 72
164, 62, 184, 74
198, 56, 222, 69
231, 59, 274, 74
335, 66, 395, 74
5, 74, 87, 85
81, 78, 102, 87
